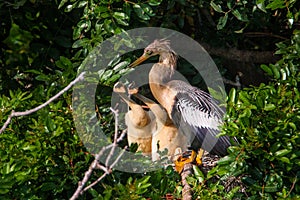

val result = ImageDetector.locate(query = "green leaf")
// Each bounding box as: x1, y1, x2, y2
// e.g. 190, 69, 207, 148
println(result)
260, 64, 273, 76
58, 0, 68, 9
73, 27, 81, 40
288, 122, 296, 130
217, 13, 228, 30
256, 0, 267, 12
193, 165, 205, 183
149, 0, 162, 6
36, 74, 51, 82
100, 70, 113, 81
72, 38, 89, 48
232, 10, 242, 21
270, 64, 280, 79
227, 1, 232, 9
0, 188, 10, 195
56, 56, 72, 69
140, 4, 154, 17
108, 55, 121, 67
64, 4, 74, 12
103, 19, 114, 34
78, 19, 91, 32
106, 74, 121, 84
264, 104, 275, 111
280, 68, 287, 80
210, 1, 223, 13
133, 4, 150, 20
113, 12, 129, 26
238, 91, 250, 105
278, 157, 290, 164
266, 0, 285, 10
113, 61, 129, 72
218, 155, 235, 165
228, 88, 236, 103
275, 149, 291, 157
45, 116, 56, 132
77, 1, 87, 8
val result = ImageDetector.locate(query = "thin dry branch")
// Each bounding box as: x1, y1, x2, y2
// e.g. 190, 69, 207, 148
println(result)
0, 72, 86, 134
286, 175, 297, 198
223, 72, 243, 89
70, 108, 127, 200
182, 163, 193, 200
105, 108, 120, 167
84, 148, 126, 192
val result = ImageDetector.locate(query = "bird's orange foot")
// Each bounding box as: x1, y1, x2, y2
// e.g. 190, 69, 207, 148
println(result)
174, 149, 204, 173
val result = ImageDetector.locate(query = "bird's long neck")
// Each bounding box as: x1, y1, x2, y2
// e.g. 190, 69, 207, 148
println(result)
149, 53, 177, 114
159, 52, 177, 71
150, 52, 177, 84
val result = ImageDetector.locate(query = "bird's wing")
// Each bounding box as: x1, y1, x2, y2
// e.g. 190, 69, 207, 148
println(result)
169, 82, 232, 155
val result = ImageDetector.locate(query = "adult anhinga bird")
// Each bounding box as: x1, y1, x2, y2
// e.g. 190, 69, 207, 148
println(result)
129, 39, 236, 171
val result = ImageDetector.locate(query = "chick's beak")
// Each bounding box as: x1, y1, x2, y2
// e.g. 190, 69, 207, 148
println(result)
129, 54, 150, 68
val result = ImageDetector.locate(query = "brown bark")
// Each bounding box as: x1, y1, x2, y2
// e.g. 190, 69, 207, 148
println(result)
181, 163, 193, 200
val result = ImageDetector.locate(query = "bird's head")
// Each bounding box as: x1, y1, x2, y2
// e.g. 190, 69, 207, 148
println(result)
129, 39, 177, 68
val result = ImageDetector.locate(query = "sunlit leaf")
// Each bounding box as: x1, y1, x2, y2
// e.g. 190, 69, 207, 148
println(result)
210, 1, 223, 13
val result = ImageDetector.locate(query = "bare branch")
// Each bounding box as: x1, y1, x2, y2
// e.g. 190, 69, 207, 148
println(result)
223, 72, 243, 89
83, 148, 126, 192
182, 163, 193, 200
105, 108, 119, 167
70, 108, 127, 200
286, 175, 297, 198
70, 144, 112, 200
0, 72, 86, 134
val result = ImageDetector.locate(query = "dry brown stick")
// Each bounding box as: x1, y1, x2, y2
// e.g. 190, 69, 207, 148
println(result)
182, 163, 193, 200
70, 108, 127, 200
286, 175, 297, 198
105, 108, 120, 167
84, 148, 126, 192
0, 72, 86, 134
70, 145, 112, 200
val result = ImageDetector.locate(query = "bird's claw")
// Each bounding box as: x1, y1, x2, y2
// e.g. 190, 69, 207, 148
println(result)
174, 149, 204, 173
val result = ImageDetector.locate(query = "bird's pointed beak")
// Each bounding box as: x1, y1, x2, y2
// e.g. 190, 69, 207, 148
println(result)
129, 54, 150, 68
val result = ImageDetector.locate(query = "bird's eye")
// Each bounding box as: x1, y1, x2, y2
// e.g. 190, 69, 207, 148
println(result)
146, 50, 153, 55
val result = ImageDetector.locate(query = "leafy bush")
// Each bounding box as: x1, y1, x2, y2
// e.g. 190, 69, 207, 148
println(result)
216, 30, 300, 199
1, 0, 300, 199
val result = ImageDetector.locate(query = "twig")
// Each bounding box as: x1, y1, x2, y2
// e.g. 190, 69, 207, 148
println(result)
83, 148, 126, 192
0, 72, 86, 134
105, 108, 119, 167
70, 109, 127, 200
70, 147, 110, 200
223, 72, 243, 89
286, 175, 297, 198
182, 163, 193, 200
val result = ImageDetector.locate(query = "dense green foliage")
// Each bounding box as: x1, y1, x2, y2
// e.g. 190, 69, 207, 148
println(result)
217, 30, 300, 199
0, 0, 299, 199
